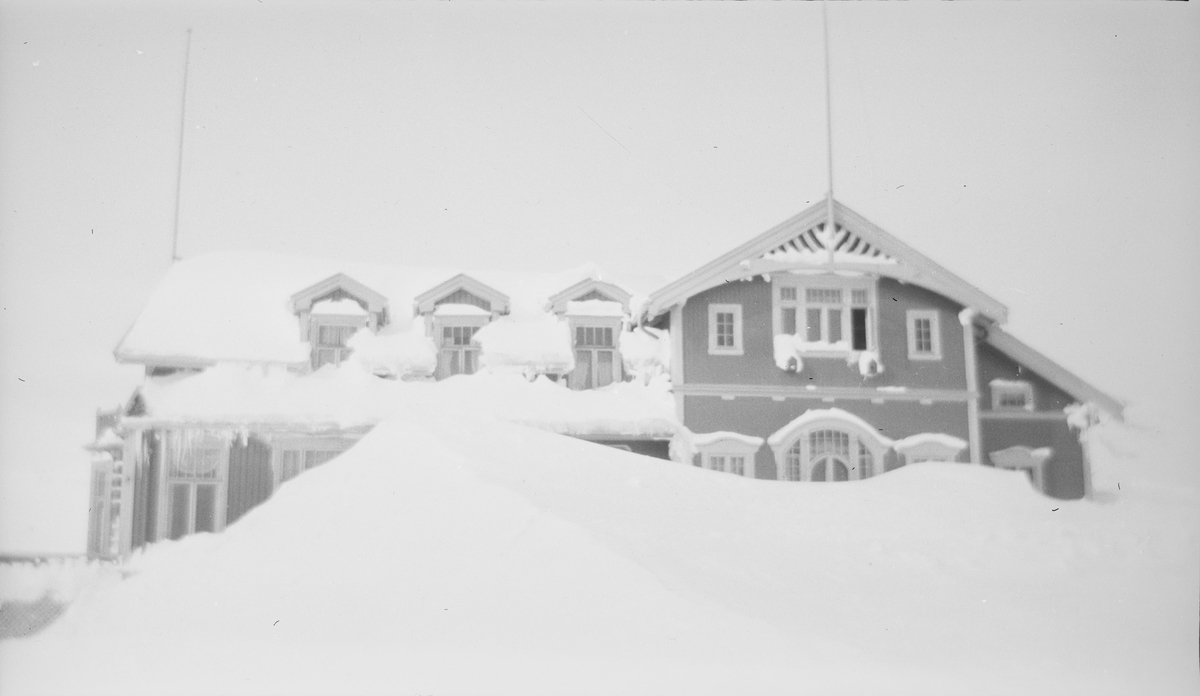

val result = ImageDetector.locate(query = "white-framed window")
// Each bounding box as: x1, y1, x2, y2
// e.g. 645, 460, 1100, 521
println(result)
768, 412, 891, 483
905, 309, 942, 360
705, 454, 747, 476
707, 304, 744, 356
775, 279, 874, 353
438, 324, 481, 378
693, 432, 762, 478
570, 323, 620, 390
311, 316, 365, 369
159, 431, 229, 541
990, 379, 1035, 411
272, 437, 355, 488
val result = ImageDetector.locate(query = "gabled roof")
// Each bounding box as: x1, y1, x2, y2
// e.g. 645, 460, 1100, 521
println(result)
545, 278, 633, 315
984, 326, 1124, 420
413, 273, 511, 315
643, 199, 1009, 324
288, 273, 389, 314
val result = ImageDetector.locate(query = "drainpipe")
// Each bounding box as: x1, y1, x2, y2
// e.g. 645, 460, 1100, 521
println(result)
959, 308, 982, 465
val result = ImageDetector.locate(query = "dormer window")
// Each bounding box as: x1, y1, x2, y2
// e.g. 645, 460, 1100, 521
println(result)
288, 274, 390, 372
414, 274, 510, 380
310, 300, 368, 369
547, 279, 632, 390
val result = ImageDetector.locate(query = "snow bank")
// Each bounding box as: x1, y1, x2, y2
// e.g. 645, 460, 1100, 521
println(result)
4, 405, 1195, 695
0, 558, 115, 603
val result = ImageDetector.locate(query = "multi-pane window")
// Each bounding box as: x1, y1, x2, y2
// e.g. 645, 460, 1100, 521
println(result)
857, 441, 874, 479
906, 310, 942, 360
778, 284, 871, 350
571, 324, 617, 390
780, 427, 881, 482
277, 445, 349, 485
705, 454, 747, 476
991, 380, 1034, 411
438, 325, 480, 377
163, 432, 227, 541
576, 326, 613, 348
313, 322, 360, 369
707, 304, 743, 355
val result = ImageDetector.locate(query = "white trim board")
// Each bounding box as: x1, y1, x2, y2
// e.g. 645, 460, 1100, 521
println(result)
642, 198, 1008, 324
677, 384, 974, 402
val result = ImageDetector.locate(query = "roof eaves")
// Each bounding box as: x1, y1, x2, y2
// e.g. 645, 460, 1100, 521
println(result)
985, 326, 1125, 420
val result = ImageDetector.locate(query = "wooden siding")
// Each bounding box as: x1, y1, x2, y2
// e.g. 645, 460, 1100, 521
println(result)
226, 436, 273, 526
680, 276, 968, 390
575, 289, 614, 303
980, 418, 1085, 499
683, 395, 968, 479
976, 342, 1077, 413
434, 289, 490, 312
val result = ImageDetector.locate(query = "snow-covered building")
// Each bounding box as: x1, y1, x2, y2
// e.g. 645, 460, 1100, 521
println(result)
86, 252, 676, 559
87, 198, 1123, 560
644, 198, 1123, 496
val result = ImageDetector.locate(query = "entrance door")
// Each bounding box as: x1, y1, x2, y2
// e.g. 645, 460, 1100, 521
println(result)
810, 456, 850, 482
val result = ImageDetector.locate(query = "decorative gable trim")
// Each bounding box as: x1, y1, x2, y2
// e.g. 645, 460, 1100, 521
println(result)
642, 199, 1009, 325
413, 273, 510, 316
545, 278, 633, 315
983, 326, 1124, 420
288, 273, 389, 315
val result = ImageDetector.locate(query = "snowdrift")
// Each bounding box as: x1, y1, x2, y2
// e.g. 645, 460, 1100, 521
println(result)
1, 405, 1196, 695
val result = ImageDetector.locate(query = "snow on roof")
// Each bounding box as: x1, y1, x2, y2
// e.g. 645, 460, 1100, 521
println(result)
766, 407, 895, 449
892, 433, 968, 454
691, 431, 765, 448
311, 299, 368, 316
565, 300, 626, 317
473, 317, 574, 373
129, 363, 679, 440
115, 251, 665, 367
432, 303, 492, 317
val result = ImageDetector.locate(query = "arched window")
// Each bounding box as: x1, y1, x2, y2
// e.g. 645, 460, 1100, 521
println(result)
768, 408, 893, 482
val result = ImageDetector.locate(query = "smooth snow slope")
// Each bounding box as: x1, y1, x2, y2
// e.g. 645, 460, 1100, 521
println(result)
1, 404, 1196, 695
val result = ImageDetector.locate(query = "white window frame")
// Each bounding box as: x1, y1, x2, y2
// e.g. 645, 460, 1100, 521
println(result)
990, 380, 1035, 411
694, 433, 761, 478
707, 304, 744, 356
905, 309, 942, 361
768, 415, 891, 483
310, 314, 368, 370
773, 277, 877, 356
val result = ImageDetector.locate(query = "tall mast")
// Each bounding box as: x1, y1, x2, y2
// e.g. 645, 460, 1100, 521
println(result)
170, 28, 193, 263
821, 0, 836, 264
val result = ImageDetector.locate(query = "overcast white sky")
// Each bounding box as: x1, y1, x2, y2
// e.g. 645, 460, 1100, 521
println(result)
1, 0, 1197, 554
